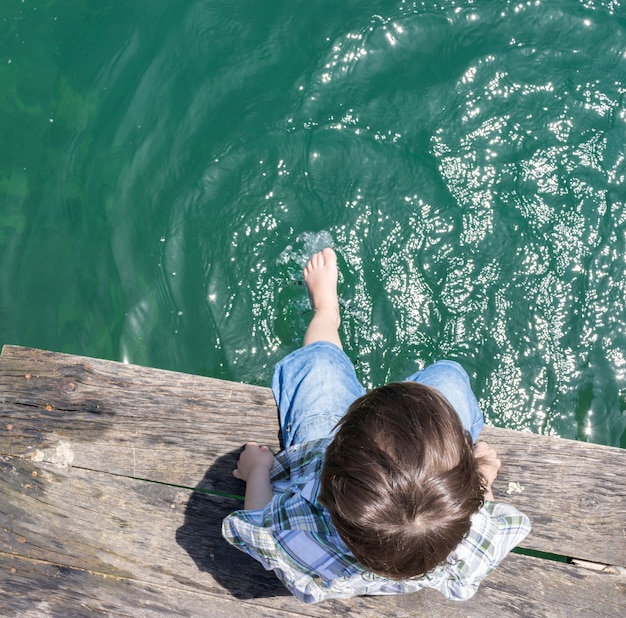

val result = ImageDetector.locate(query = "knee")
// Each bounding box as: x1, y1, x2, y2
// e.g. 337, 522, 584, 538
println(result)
430, 360, 472, 387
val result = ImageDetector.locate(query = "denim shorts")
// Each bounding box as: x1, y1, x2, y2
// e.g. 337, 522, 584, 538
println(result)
271, 341, 484, 449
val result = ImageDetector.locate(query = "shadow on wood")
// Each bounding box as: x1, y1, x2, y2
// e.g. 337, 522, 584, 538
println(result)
176, 449, 290, 600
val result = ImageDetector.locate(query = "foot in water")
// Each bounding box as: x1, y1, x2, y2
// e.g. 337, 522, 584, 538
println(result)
303, 247, 341, 345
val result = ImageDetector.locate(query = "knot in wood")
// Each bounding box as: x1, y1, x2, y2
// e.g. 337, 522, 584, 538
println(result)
578, 495, 598, 510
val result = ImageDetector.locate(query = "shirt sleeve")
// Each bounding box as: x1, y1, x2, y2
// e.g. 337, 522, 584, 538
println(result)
222, 507, 280, 572
222, 509, 344, 604
269, 439, 330, 490
431, 500, 532, 601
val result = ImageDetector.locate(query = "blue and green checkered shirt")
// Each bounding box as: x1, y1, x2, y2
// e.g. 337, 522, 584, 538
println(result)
222, 438, 531, 604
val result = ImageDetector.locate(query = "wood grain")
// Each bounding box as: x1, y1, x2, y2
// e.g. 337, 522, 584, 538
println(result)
0, 345, 281, 491
480, 425, 626, 565
1, 345, 625, 616
1, 455, 623, 618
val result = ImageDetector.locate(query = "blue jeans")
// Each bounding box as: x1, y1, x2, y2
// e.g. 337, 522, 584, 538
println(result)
272, 341, 484, 449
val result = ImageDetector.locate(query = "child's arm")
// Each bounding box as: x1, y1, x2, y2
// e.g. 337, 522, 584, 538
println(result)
233, 442, 276, 510
474, 441, 501, 501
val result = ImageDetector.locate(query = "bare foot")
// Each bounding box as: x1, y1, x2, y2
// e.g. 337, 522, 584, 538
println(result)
304, 247, 340, 329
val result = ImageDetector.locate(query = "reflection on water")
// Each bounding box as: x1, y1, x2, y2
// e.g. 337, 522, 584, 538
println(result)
0, 0, 624, 446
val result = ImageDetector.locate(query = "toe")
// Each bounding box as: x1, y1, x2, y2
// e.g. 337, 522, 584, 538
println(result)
321, 247, 336, 264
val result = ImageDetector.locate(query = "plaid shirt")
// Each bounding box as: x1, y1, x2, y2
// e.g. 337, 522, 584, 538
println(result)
222, 438, 531, 604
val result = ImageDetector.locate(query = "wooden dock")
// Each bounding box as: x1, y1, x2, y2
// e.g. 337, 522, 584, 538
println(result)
0, 345, 624, 617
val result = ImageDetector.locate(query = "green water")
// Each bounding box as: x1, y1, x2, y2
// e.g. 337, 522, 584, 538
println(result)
1, 0, 625, 447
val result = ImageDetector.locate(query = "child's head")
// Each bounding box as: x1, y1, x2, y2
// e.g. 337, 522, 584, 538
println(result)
318, 382, 484, 579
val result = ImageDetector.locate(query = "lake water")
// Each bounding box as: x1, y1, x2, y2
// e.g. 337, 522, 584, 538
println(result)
1, 0, 625, 447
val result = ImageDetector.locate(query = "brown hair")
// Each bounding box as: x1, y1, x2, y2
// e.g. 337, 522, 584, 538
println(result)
318, 381, 484, 579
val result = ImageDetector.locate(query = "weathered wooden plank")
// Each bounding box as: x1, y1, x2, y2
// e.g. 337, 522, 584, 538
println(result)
1, 345, 625, 566
1, 454, 624, 618
0, 344, 282, 489
2, 556, 623, 618
480, 425, 626, 567
2, 552, 625, 618
0, 553, 285, 618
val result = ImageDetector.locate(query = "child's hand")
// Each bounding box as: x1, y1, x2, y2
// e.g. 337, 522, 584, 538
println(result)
233, 442, 275, 483
474, 441, 501, 500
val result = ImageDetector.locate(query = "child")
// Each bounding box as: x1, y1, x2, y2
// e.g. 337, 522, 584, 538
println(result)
222, 248, 531, 603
